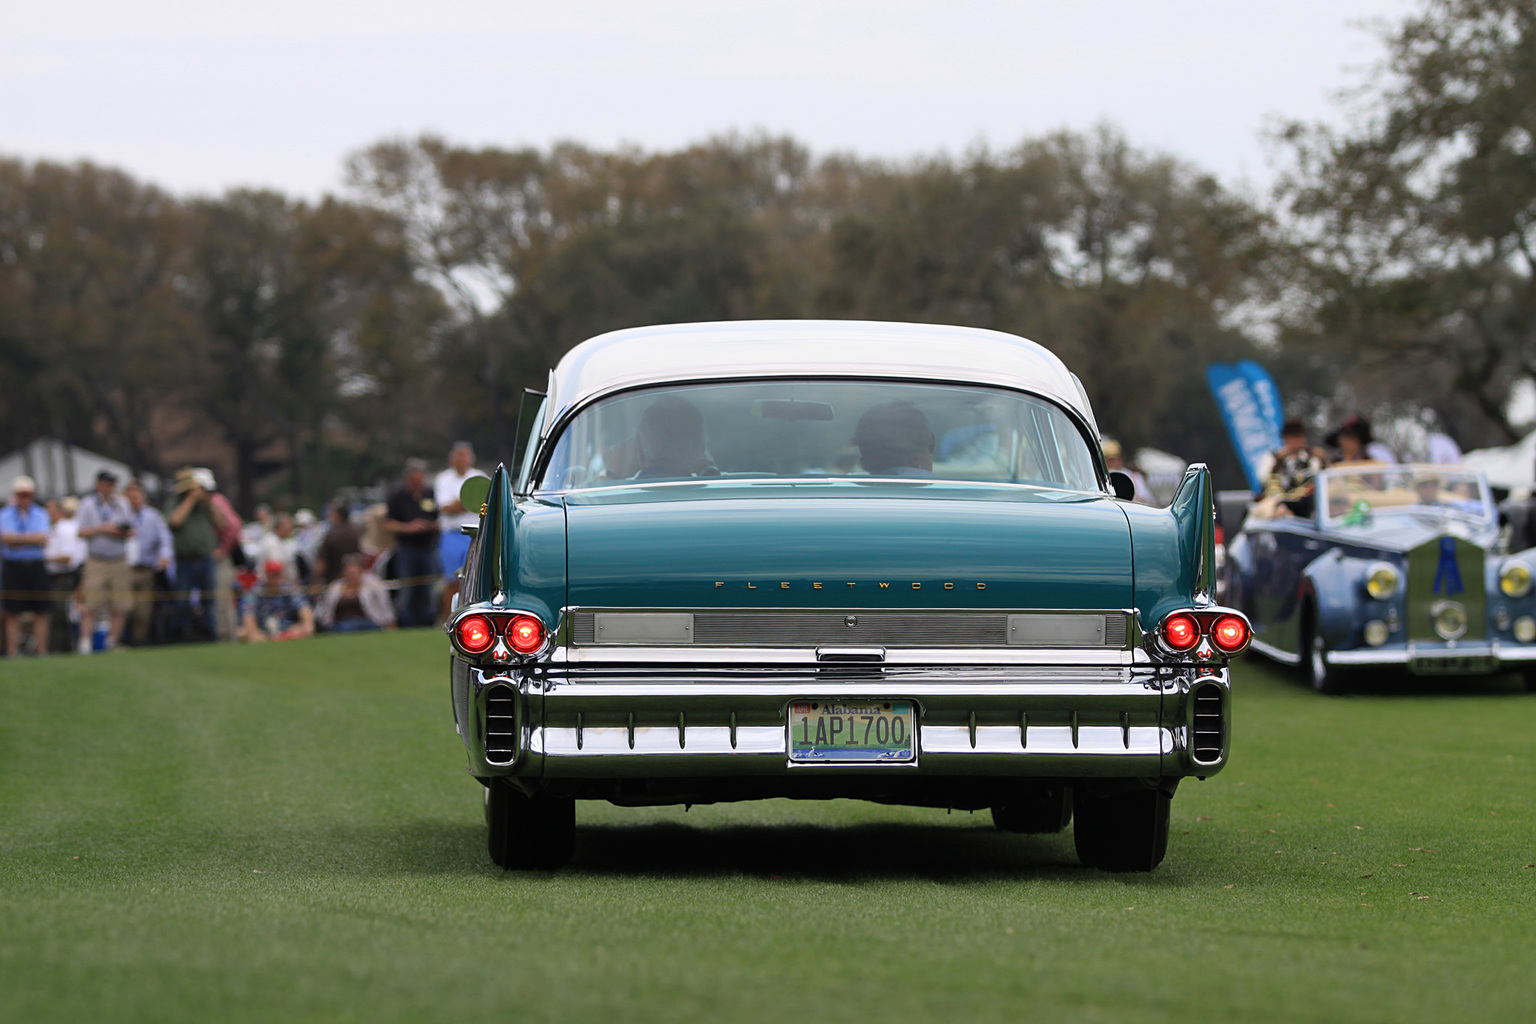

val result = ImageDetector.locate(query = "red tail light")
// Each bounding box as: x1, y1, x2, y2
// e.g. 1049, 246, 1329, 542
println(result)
457, 615, 495, 654
1162, 613, 1201, 652
508, 615, 544, 654
1210, 614, 1250, 654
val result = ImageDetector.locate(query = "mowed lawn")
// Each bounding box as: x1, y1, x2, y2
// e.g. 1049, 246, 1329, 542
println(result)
1, 633, 1533, 1024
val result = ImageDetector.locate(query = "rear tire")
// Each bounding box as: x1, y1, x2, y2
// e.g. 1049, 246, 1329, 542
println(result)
1073, 787, 1170, 872
991, 786, 1073, 834
486, 779, 575, 870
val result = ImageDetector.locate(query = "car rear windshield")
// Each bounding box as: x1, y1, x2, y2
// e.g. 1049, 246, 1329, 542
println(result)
539, 380, 1100, 492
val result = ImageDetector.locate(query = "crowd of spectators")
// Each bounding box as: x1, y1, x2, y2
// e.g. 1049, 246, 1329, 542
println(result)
0, 443, 487, 658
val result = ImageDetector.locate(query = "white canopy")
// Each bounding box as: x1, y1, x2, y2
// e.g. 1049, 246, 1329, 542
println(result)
0, 438, 159, 500
1462, 430, 1536, 492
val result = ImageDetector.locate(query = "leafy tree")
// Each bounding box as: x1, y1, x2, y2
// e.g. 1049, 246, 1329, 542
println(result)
0, 158, 191, 474
817, 127, 1272, 480
1274, 0, 1536, 443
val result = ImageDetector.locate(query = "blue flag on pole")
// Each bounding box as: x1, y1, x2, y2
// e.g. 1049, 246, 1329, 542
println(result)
1238, 360, 1284, 442
1206, 362, 1283, 491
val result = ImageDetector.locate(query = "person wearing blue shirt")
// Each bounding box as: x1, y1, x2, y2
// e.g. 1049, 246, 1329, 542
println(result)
124, 479, 174, 646
2, 476, 54, 655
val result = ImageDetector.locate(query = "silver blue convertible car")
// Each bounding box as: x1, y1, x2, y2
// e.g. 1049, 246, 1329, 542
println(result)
446, 320, 1250, 872
1225, 464, 1536, 693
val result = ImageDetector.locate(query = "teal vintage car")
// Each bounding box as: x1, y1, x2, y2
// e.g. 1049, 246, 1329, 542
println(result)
446, 320, 1249, 872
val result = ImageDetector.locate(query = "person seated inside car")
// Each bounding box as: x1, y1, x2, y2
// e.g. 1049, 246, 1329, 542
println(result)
633, 395, 719, 478
1413, 475, 1482, 514
852, 401, 936, 478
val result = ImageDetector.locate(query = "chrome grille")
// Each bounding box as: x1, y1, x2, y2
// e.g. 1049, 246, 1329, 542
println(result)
571, 609, 1129, 649
1190, 684, 1225, 764
484, 685, 518, 764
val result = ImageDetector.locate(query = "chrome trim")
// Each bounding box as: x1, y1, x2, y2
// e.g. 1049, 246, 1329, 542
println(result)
566, 606, 1138, 651
536, 678, 1149, 700
532, 723, 1168, 760
1325, 641, 1536, 666
590, 612, 695, 644
446, 605, 552, 664
550, 645, 1136, 669
1187, 682, 1227, 768
1249, 638, 1302, 666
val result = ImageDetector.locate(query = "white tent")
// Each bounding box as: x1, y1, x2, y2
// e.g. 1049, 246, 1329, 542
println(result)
0, 438, 159, 499
1462, 430, 1536, 493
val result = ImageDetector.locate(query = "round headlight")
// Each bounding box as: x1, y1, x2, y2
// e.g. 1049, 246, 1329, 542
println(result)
1365, 563, 1399, 600
1363, 619, 1390, 646
1514, 616, 1536, 644
1500, 561, 1533, 599
1432, 601, 1468, 641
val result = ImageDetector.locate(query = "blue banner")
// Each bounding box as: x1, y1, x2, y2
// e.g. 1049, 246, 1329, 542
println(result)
1238, 360, 1284, 442
1206, 363, 1283, 491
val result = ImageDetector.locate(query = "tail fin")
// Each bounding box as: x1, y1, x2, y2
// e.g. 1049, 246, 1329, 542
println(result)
464, 463, 516, 607
1169, 463, 1216, 604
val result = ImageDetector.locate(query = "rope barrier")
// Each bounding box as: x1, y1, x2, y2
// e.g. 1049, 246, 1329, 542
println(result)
0, 573, 449, 603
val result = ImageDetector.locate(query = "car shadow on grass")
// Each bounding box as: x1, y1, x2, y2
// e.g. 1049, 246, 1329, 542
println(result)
566, 821, 1086, 880
1320, 672, 1526, 698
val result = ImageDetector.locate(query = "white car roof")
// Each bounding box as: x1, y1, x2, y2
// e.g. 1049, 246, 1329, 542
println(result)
545, 320, 1098, 435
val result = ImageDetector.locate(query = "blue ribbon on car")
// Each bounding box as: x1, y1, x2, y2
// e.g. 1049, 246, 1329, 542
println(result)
1433, 537, 1464, 596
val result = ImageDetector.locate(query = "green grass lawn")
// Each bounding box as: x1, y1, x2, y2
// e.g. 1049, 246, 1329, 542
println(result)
2, 633, 1533, 1024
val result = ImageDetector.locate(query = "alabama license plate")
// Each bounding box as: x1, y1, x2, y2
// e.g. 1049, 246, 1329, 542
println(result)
787, 700, 916, 764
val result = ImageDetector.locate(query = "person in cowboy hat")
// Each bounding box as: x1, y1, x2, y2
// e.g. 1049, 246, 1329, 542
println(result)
166, 467, 229, 640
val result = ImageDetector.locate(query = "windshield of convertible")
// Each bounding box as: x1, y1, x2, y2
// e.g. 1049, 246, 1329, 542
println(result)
538, 380, 1100, 492
1319, 466, 1493, 525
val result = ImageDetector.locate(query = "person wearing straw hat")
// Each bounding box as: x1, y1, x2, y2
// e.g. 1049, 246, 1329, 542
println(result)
166, 467, 228, 641
2, 475, 53, 655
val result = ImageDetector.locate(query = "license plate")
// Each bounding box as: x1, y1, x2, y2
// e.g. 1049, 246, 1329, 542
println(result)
1410, 654, 1496, 676
787, 700, 916, 764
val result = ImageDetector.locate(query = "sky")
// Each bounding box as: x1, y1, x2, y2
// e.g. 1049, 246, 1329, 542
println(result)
5, 0, 1418, 200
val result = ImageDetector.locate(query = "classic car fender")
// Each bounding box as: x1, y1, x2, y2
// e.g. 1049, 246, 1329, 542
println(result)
1300, 551, 1392, 651
457, 465, 565, 625
1124, 463, 1216, 631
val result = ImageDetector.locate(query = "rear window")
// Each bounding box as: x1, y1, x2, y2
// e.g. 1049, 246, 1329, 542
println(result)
539, 379, 1099, 492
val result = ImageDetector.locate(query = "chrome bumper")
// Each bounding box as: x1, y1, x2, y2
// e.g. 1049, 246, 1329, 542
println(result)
1326, 640, 1536, 669
452, 649, 1230, 781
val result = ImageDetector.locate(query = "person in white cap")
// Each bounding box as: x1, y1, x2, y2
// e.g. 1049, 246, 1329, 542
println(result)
2, 475, 53, 655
